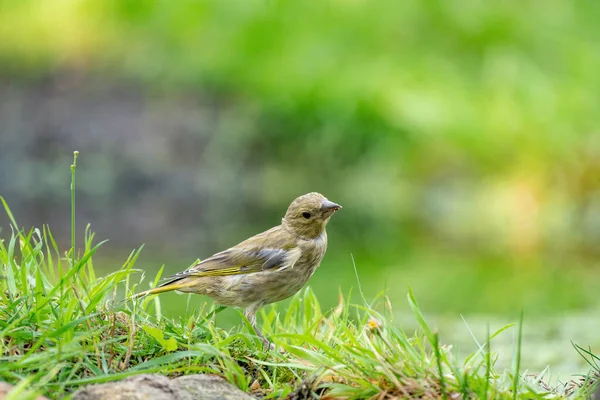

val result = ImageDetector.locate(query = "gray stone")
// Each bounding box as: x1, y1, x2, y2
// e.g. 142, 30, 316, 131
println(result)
72, 374, 254, 400
72, 375, 178, 400
173, 375, 254, 400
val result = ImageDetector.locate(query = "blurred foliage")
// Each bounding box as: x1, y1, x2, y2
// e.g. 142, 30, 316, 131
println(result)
1, 0, 600, 317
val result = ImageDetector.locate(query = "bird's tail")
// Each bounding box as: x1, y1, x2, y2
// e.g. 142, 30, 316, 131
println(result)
127, 276, 194, 301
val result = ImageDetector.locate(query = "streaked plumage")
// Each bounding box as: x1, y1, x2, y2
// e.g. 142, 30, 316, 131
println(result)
132, 192, 341, 345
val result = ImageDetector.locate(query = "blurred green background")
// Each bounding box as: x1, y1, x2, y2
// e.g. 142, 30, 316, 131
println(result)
1, 0, 599, 377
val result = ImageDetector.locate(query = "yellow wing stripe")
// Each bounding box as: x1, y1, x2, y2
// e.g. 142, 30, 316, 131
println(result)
187, 267, 247, 277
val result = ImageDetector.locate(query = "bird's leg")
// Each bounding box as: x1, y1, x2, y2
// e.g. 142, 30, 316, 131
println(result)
253, 321, 271, 351
243, 305, 273, 351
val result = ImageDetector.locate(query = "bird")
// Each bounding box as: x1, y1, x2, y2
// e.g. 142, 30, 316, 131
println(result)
131, 192, 341, 347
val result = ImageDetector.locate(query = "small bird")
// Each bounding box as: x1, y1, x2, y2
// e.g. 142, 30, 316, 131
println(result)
132, 192, 341, 346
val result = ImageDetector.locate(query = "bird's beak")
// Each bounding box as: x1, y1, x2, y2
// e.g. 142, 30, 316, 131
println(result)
321, 199, 342, 213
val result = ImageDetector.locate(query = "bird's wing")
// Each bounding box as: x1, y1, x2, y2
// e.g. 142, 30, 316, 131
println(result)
161, 227, 301, 283
184, 246, 301, 277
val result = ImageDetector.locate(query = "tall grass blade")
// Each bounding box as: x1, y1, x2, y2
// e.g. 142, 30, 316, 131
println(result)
512, 311, 523, 399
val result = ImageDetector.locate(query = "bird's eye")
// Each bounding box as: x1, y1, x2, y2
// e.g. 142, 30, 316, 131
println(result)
302, 212, 312, 219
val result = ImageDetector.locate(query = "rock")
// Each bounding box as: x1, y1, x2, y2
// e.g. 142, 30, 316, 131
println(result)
173, 375, 254, 400
72, 374, 254, 400
72, 375, 176, 400
0, 382, 49, 400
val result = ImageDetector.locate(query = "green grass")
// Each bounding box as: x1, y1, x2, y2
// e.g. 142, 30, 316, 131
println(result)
2, 209, 599, 399
0, 154, 599, 399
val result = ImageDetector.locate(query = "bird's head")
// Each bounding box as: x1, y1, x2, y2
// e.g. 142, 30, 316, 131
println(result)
282, 192, 341, 239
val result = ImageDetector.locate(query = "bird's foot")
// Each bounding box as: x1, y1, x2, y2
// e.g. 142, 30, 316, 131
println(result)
254, 330, 278, 352
262, 338, 276, 352
261, 337, 287, 353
